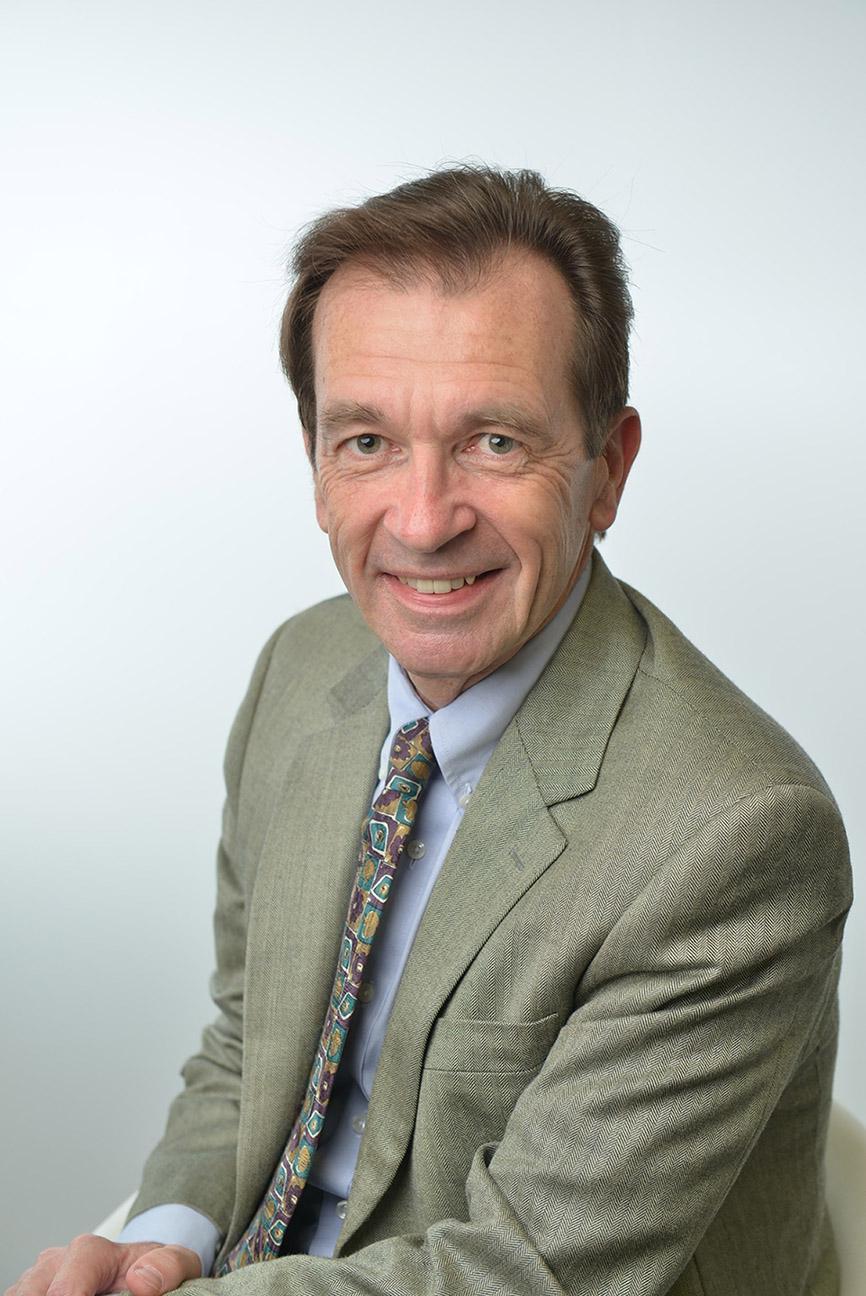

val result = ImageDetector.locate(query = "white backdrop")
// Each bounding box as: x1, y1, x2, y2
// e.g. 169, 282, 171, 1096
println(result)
2, 0, 863, 1279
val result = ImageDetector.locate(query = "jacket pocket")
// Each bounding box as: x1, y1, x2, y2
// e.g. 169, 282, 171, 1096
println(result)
410, 1014, 563, 1221
423, 1012, 562, 1074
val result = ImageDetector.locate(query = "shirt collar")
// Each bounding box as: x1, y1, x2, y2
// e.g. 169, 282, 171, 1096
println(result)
382, 553, 593, 807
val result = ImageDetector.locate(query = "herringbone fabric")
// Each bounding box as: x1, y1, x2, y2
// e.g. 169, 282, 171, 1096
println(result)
218, 717, 435, 1271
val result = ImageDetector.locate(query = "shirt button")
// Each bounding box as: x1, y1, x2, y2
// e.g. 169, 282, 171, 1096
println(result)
351, 1113, 367, 1135
336, 1199, 348, 1220
458, 783, 473, 808
359, 981, 374, 1003
406, 840, 426, 860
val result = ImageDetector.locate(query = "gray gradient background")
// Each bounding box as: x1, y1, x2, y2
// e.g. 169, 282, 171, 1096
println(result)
1, 0, 863, 1279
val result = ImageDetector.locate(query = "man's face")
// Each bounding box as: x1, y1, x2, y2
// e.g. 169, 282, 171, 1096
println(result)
310, 250, 638, 709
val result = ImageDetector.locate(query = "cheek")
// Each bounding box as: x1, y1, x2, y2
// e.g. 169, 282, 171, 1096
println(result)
522, 482, 589, 560
318, 486, 379, 568
314, 472, 351, 535
559, 471, 595, 542
525, 496, 591, 593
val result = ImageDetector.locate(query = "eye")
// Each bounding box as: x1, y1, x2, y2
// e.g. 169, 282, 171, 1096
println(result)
484, 432, 517, 455
354, 433, 382, 455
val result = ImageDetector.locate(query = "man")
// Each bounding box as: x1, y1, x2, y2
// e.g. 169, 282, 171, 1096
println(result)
14, 167, 851, 1295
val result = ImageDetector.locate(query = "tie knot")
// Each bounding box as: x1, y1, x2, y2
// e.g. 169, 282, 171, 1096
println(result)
388, 716, 435, 784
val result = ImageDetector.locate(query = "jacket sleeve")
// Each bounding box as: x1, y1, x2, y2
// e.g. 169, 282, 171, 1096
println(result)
178, 781, 849, 1294
125, 626, 282, 1237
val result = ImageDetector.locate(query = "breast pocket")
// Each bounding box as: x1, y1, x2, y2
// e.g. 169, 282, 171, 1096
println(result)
423, 1012, 562, 1074
411, 1013, 562, 1208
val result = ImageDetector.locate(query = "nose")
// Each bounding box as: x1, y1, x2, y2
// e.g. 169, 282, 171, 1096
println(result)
383, 449, 476, 554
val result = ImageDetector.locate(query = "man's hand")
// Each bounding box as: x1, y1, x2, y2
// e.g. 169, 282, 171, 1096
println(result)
6, 1238, 202, 1296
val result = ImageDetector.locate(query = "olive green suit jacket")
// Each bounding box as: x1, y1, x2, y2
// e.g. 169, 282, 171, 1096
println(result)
130, 552, 852, 1295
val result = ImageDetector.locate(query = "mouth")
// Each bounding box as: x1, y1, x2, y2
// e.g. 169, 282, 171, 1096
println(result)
383, 569, 500, 604
397, 574, 478, 594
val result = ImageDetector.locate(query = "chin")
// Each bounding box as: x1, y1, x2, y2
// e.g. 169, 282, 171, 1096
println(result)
397, 654, 478, 682
391, 645, 487, 685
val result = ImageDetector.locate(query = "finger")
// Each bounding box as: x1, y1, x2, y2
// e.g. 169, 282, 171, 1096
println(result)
6, 1247, 64, 1296
124, 1247, 202, 1296
34, 1234, 128, 1296
34, 1238, 164, 1296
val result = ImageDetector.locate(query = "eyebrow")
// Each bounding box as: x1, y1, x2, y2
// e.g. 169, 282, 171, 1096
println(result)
318, 399, 552, 444
318, 401, 387, 438
459, 403, 551, 444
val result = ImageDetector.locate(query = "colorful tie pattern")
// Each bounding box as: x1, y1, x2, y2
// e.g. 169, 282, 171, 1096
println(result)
218, 717, 435, 1271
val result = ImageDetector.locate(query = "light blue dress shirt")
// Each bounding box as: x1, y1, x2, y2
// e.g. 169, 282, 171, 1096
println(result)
119, 560, 592, 1273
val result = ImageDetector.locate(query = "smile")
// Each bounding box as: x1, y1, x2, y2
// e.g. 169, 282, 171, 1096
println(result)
397, 575, 478, 594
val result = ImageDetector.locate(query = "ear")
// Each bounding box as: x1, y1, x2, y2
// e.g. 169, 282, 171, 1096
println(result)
302, 427, 330, 535
589, 407, 641, 533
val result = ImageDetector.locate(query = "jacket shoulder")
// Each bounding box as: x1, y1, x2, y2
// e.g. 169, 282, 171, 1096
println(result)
620, 578, 837, 806
267, 593, 380, 683
256, 593, 385, 731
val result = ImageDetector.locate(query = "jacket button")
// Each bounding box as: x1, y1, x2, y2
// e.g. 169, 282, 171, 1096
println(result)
406, 840, 426, 860
336, 1199, 348, 1220
351, 1114, 366, 1135
359, 981, 374, 1003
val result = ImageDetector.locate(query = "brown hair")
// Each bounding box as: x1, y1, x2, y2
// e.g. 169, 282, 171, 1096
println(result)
280, 165, 633, 459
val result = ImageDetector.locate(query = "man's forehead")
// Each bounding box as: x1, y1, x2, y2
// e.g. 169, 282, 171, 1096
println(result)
313, 249, 575, 337
312, 251, 577, 378
309, 253, 582, 442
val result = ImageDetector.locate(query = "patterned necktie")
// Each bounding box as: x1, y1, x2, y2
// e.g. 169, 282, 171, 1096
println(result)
218, 716, 435, 1271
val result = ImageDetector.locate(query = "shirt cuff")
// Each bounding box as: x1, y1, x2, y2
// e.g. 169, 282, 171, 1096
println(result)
118, 1204, 221, 1276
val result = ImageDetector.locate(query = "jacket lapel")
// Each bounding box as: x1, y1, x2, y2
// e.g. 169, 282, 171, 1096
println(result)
338, 552, 648, 1247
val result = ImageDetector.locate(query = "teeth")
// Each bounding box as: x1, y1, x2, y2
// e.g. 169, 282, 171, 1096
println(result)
399, 575, 478, 593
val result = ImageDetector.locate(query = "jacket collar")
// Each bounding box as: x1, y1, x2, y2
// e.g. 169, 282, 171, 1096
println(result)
516, 549, 648, 803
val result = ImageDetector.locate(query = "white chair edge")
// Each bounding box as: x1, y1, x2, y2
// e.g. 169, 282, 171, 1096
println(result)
93, 1192, 138, 1241
826, 1102, 866, 1296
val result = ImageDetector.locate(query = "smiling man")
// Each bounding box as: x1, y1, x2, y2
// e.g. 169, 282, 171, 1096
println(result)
308, 250, 637, 708
15, 167, 850, 1296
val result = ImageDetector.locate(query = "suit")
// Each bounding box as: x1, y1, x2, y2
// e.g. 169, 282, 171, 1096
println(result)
130, 551, 852, 1294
